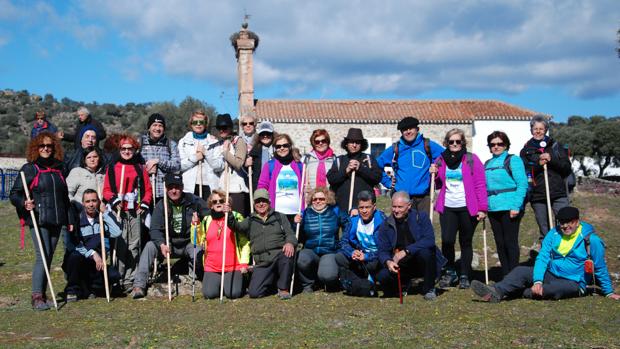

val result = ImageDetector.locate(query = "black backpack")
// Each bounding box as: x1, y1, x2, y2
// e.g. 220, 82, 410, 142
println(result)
339, 267, 377, 297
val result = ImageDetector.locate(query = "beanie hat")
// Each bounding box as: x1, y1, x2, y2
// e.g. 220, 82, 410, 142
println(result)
148, 113, 166, 129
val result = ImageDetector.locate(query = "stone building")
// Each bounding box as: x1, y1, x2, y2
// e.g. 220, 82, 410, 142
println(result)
230, 24, 542, 162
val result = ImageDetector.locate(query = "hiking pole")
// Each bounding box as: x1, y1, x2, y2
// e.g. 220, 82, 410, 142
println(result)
198, 159, 203, 199
543, 163, 554, 231
482, 218, 489, 285
163, 184, 173, 301
96, 181, 111, 302
113, 165, 126, 268
397, 268, 403, 305
219, 162, 231, 303
191, 218, 198, 302
289, 159, 308, 294
20, 171, 58, 311
429, 172, 436, 224
248, 166, 254, 214
348, 170, 356, 212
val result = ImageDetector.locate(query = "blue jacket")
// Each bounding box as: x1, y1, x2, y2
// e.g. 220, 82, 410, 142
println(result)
338, 210, 386, 262
377, 134, 443, 196
300, 205, 346, 255
377, 209, 446, 275
534, 222, 614, 295
70, 208, 122, 258
484, 151, 528, 212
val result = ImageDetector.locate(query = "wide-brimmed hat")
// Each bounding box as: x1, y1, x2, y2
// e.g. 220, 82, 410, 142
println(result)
215, 113, 234, 128
344, 128, 365, 141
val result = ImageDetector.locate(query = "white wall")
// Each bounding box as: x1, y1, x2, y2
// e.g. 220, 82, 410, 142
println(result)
472, 120, 531, 162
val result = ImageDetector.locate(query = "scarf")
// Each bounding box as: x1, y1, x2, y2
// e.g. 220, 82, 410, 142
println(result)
211, 210, 225, 220
528, 136, 550, 152
274, 152, 294, 166
313, 148, 333, 187
193, 131, 208, 140
442, 148, 466, 170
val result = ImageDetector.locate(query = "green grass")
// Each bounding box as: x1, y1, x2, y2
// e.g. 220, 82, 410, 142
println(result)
1, 192, 619, 348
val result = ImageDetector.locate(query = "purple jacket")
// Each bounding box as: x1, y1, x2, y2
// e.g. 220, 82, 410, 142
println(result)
434, 153, 488, 217
257, 159, 305, 210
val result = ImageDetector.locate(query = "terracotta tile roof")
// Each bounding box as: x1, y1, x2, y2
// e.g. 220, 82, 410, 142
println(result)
255, 100, 543, 124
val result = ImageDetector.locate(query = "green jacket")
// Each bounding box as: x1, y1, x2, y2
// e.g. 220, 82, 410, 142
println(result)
228, 210, 297, 265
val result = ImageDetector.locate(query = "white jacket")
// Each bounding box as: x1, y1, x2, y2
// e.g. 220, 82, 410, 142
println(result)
178, 131, 225, 193
215, 136, 249, 194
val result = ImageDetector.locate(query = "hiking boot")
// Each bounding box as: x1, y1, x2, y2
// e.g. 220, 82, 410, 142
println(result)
459, 276, 471, 289
302, 286, 314, 294
31, 293, 50, 311
423, 288, 437, 301
438, 270, 458, 288
471, 280, 501, 303
65, 293, 78, 303
277, 290, 292, 300
131, 287, 145, 299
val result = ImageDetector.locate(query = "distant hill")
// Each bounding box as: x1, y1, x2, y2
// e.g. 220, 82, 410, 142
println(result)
0, 88, 221, 156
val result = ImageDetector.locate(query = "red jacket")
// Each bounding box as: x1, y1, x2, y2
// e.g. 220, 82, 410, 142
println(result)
103, 162, 152, 211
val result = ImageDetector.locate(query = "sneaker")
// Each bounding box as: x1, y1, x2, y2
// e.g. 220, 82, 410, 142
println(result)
438, 270, 458, 288
459, 276, 470, 289
471, 280, 501, 303
87, 293, 97, 300
31, 293, 50, 311
302, 286, 314, 294
131, 287, 145, 299
277, 290, 292, 300
65, 293, 78, 303
423, 288, 437, 301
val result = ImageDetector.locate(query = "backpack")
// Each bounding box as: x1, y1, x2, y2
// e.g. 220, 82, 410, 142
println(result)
339, 267, 377, 297
268, 159, 304, 178
551, 142, 576, 194
29, 164, 66, 191
435, 152, 475, 176
484, 154, 522, 196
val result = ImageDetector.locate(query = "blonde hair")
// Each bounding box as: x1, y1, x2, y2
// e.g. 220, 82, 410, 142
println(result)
443, 128, 467, 148
306, 186, 336, 206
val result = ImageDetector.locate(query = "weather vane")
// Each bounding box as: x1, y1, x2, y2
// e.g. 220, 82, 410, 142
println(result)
242, 9, 251, 28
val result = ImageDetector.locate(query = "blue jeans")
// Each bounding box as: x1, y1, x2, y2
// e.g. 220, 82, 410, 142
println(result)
31, 226, 61, 294
494, 266, 580, 300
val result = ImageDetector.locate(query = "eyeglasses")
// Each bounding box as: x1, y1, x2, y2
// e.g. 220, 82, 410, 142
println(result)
254, 199, 269, 204
448, 139, 462, 145
488, 142, 505, 148
38, 143, 54, 149
217, 126, 230, 131
120, 147, 135, 152
314, 138, 328, 145
259, 133, 272, 138
312, 197, 326, 202
348, 140, 362, 145
274, 143, 291, 150
191, 120, 206, 126
211, 199, 225, 205
242, 122, 255, 126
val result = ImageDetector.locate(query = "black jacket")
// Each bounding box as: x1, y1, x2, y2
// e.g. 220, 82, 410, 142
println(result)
327, 152, 382, 212
10, 159, 70, 227
248, 143, 270, 192
149, 192, 209, 248
63, 116, 107, 150
520, 137, 572, 202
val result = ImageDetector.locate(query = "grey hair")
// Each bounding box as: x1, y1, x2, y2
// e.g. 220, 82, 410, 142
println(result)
391, 191, 411, 204
77, 106, 90, 115
357, 190, 376, 204
530, 114, 549, 131
443, 128, 467, 148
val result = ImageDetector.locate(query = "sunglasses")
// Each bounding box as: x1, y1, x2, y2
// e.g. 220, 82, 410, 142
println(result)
38, 143, 54, 149
448, 139, 462, 145
312, 197, 326, 202
274, 143, 291, 150
242, 122, 255, 126
314, 139, 328, 145
211, 199, 225, 205
254, 198, 269, 204
488, 142, 506, 148
217, 126, 231, 131
120, 147, 135, 152
260, 133, 272, 138
191, 120, 206, 126
348, 140, 362, 145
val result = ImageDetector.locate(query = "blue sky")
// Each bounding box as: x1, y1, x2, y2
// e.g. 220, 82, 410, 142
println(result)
1, 0, 619, 122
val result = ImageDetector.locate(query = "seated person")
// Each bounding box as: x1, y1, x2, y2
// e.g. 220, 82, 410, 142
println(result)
227, 189, 297, 300
63, 189, 121, 301
377, 191, 446, 301
472, 206, 620, 302
131, 173, 208, 299
335, 190, 386, 296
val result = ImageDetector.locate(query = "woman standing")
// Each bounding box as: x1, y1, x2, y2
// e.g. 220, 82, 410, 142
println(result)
178, 109, 224, 200
199, 190, 250, 299
257, 133, 304, 226
246, 121, 275, 194
10, 132, 69, 310
485, 131, 528, 276
303, 129, 335, 191
102, 134, 152, 291
433, 128, 487, 289
66, 146, 106, 202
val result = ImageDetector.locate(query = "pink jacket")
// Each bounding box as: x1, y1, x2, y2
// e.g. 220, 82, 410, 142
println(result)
257, 159, 305, 210
434, 153, 488, 217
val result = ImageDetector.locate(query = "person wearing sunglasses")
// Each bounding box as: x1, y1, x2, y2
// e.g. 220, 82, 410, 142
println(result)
302, 129, 335, 192
239, 116, 257, 149
102, 134, 153, 292
485, 131, 528, 276
10, 132, 70, 310
292, 186, 346, 293
432, 128, 487, 289
213, 113, 250, 217
198, 190, 249, 299
131, 173, 208, 299
327, 128, 382, 212
30, 109, 59, 139
247, 121, 275, 195
178, 109, 224, 201
257, 133, 304, 228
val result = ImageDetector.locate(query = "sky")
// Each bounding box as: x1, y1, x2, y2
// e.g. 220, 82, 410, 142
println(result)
0, 0, 619, 122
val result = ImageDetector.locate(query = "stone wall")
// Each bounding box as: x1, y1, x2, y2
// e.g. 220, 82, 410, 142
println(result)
577, 177, 620, 196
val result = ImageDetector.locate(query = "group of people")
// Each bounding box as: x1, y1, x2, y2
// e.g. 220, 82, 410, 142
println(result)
11, 109, 619, 311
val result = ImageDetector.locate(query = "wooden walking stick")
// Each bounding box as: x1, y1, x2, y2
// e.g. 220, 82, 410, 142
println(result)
348, 170, 356, 212
289, 159, 308, 294
219, 162, 231, 303
96, 181, 111, 302
113, 165, 126, 268
198, 159, 203, 199
163, 183, 173, 301
429, 172, 436, 224
248, 166, 254, 214
543, 163, 554, 230
482, 218, 489, 285
20, 171, 58, 310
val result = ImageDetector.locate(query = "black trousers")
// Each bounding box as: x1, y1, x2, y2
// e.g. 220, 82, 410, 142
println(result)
63, 250, 120, 297
377, 247, 437, 295
488, 211, 522, 276
193, 184, 211, 202
248, 252, 294, 298
440, 206, 479, 277
494, 266, 580, 300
